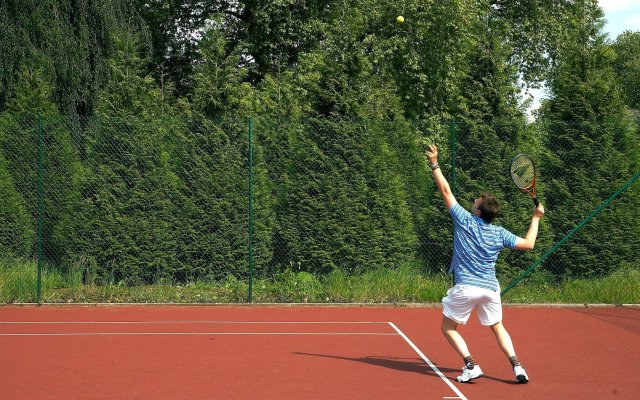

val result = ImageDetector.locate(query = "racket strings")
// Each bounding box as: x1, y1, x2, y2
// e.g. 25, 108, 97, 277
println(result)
510, 157, 535, 189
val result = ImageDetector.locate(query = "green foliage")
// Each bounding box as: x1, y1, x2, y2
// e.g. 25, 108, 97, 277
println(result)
247, 8, 432, 274
135, 0, 220, 96
96, 32, 166, 117
490, 0, 599, 85
538, 5, 640, 278
191, 20, 254, 117
65, 117, 183, 285
0, 0, 638, 302
62, 36, 184, 285
503, 264, 640, 304
254, 118, 420, 275
0, 258, 39, 303
171, 117, 274, 281
0, 74, 81, 263
369, 0, 479, 118
0, 0, 139, 114
323, 265, 449, 303
612, 31, 640, 110
4, 261, 636, 304
264, 268, 325, 303
241, 0, 329, 81
0, 154, 34, 257
448, 20, 554, 279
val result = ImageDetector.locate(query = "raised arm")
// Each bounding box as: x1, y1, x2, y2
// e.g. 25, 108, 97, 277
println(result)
426, 145, 456, 209
514, 204, 545, 250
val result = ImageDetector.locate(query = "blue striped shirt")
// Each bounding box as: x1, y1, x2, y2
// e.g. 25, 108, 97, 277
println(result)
449, 202, 517, 292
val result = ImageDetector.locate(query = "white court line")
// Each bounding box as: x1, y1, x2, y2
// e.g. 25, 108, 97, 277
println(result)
0, 320, 388, 325
0, 320, 395, 336
3, 320, 467, 398
0, 332, 397, 337
388, 322, 468, 400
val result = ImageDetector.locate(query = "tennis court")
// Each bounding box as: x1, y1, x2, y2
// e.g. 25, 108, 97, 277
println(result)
1, 305, 638, 400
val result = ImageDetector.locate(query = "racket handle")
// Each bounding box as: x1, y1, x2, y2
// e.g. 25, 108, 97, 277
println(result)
532, 196, 539, 207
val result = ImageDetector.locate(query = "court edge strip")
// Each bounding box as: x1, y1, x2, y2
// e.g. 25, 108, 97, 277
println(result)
0, 320, 395, 336
0, 320, 390, 325
0, 332, 397, 336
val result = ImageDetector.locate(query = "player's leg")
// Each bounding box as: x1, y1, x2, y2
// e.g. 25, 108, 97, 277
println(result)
477, 288, 529, 383
441, 316, 483, 382
489, 322, 529, 383
490, 321, 516, 358
441, 316, 471, 358
441, 285, 483, 383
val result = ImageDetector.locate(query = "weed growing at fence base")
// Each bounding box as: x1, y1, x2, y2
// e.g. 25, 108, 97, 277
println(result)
1, 261, 638, 304
504, 264, 640, 304
0, 259, 38, 303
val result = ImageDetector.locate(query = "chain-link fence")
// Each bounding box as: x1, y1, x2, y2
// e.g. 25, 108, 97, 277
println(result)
1, 114, 638, 303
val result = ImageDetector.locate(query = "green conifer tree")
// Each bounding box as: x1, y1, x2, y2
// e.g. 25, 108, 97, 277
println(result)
0, 66, 81, 264
0, 153, 34, 258
179, 24, 274, 281
538, 2, 640, 277
67, 32, 182, 284
255, 2, 423, 274
0, 0, 140, 114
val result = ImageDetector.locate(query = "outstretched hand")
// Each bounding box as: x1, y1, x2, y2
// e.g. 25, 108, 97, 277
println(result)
425, 144, 438, 165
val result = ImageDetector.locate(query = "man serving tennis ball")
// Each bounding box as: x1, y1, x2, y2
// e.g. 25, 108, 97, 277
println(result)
426, 144, 545, 384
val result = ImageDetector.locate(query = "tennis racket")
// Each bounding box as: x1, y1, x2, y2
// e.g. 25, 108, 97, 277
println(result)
510, 153, 539, 206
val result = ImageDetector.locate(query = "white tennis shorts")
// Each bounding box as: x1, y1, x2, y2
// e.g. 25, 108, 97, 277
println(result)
442, 284, 502, 326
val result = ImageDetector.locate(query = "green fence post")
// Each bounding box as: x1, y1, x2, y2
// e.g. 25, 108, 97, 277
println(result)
37, 115, 43, 305
450, 118, 457, 196
447, 118, 457, 287
248, 117, 254, 303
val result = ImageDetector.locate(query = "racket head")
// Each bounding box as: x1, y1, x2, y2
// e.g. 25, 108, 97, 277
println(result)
510, 153, 536, 190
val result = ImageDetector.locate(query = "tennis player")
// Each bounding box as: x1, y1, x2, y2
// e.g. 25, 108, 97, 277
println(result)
425, 145, 545, 384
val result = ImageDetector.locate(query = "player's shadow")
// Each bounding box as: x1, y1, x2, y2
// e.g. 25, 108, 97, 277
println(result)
293, 352, 515, 384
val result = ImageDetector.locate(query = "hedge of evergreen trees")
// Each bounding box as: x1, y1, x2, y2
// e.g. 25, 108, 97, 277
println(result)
0, 1, 638, 285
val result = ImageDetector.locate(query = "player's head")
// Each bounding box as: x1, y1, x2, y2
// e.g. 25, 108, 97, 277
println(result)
473, 193, 500, 223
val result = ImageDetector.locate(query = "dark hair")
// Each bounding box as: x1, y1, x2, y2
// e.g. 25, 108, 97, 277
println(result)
478, 193, 500, 223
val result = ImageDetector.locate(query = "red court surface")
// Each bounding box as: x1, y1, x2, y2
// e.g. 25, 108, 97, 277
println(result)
1, 305, 638, 399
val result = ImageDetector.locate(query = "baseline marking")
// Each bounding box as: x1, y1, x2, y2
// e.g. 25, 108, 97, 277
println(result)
0, 332, 397, 337
0, 321, 396, 337
388, 322, 468, 400
0, 320, 388, 325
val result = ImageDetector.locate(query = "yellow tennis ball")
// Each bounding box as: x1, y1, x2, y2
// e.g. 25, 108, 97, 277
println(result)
396, 15, 404, 23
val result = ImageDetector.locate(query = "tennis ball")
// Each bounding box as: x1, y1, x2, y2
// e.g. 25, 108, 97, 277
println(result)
396, 15, 404, 23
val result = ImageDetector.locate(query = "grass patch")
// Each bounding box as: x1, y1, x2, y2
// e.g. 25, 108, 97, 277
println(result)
1, 259, 638, 304
321, 266, 451, 303
0, 258, 38, 303
502, 264, 640, 304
